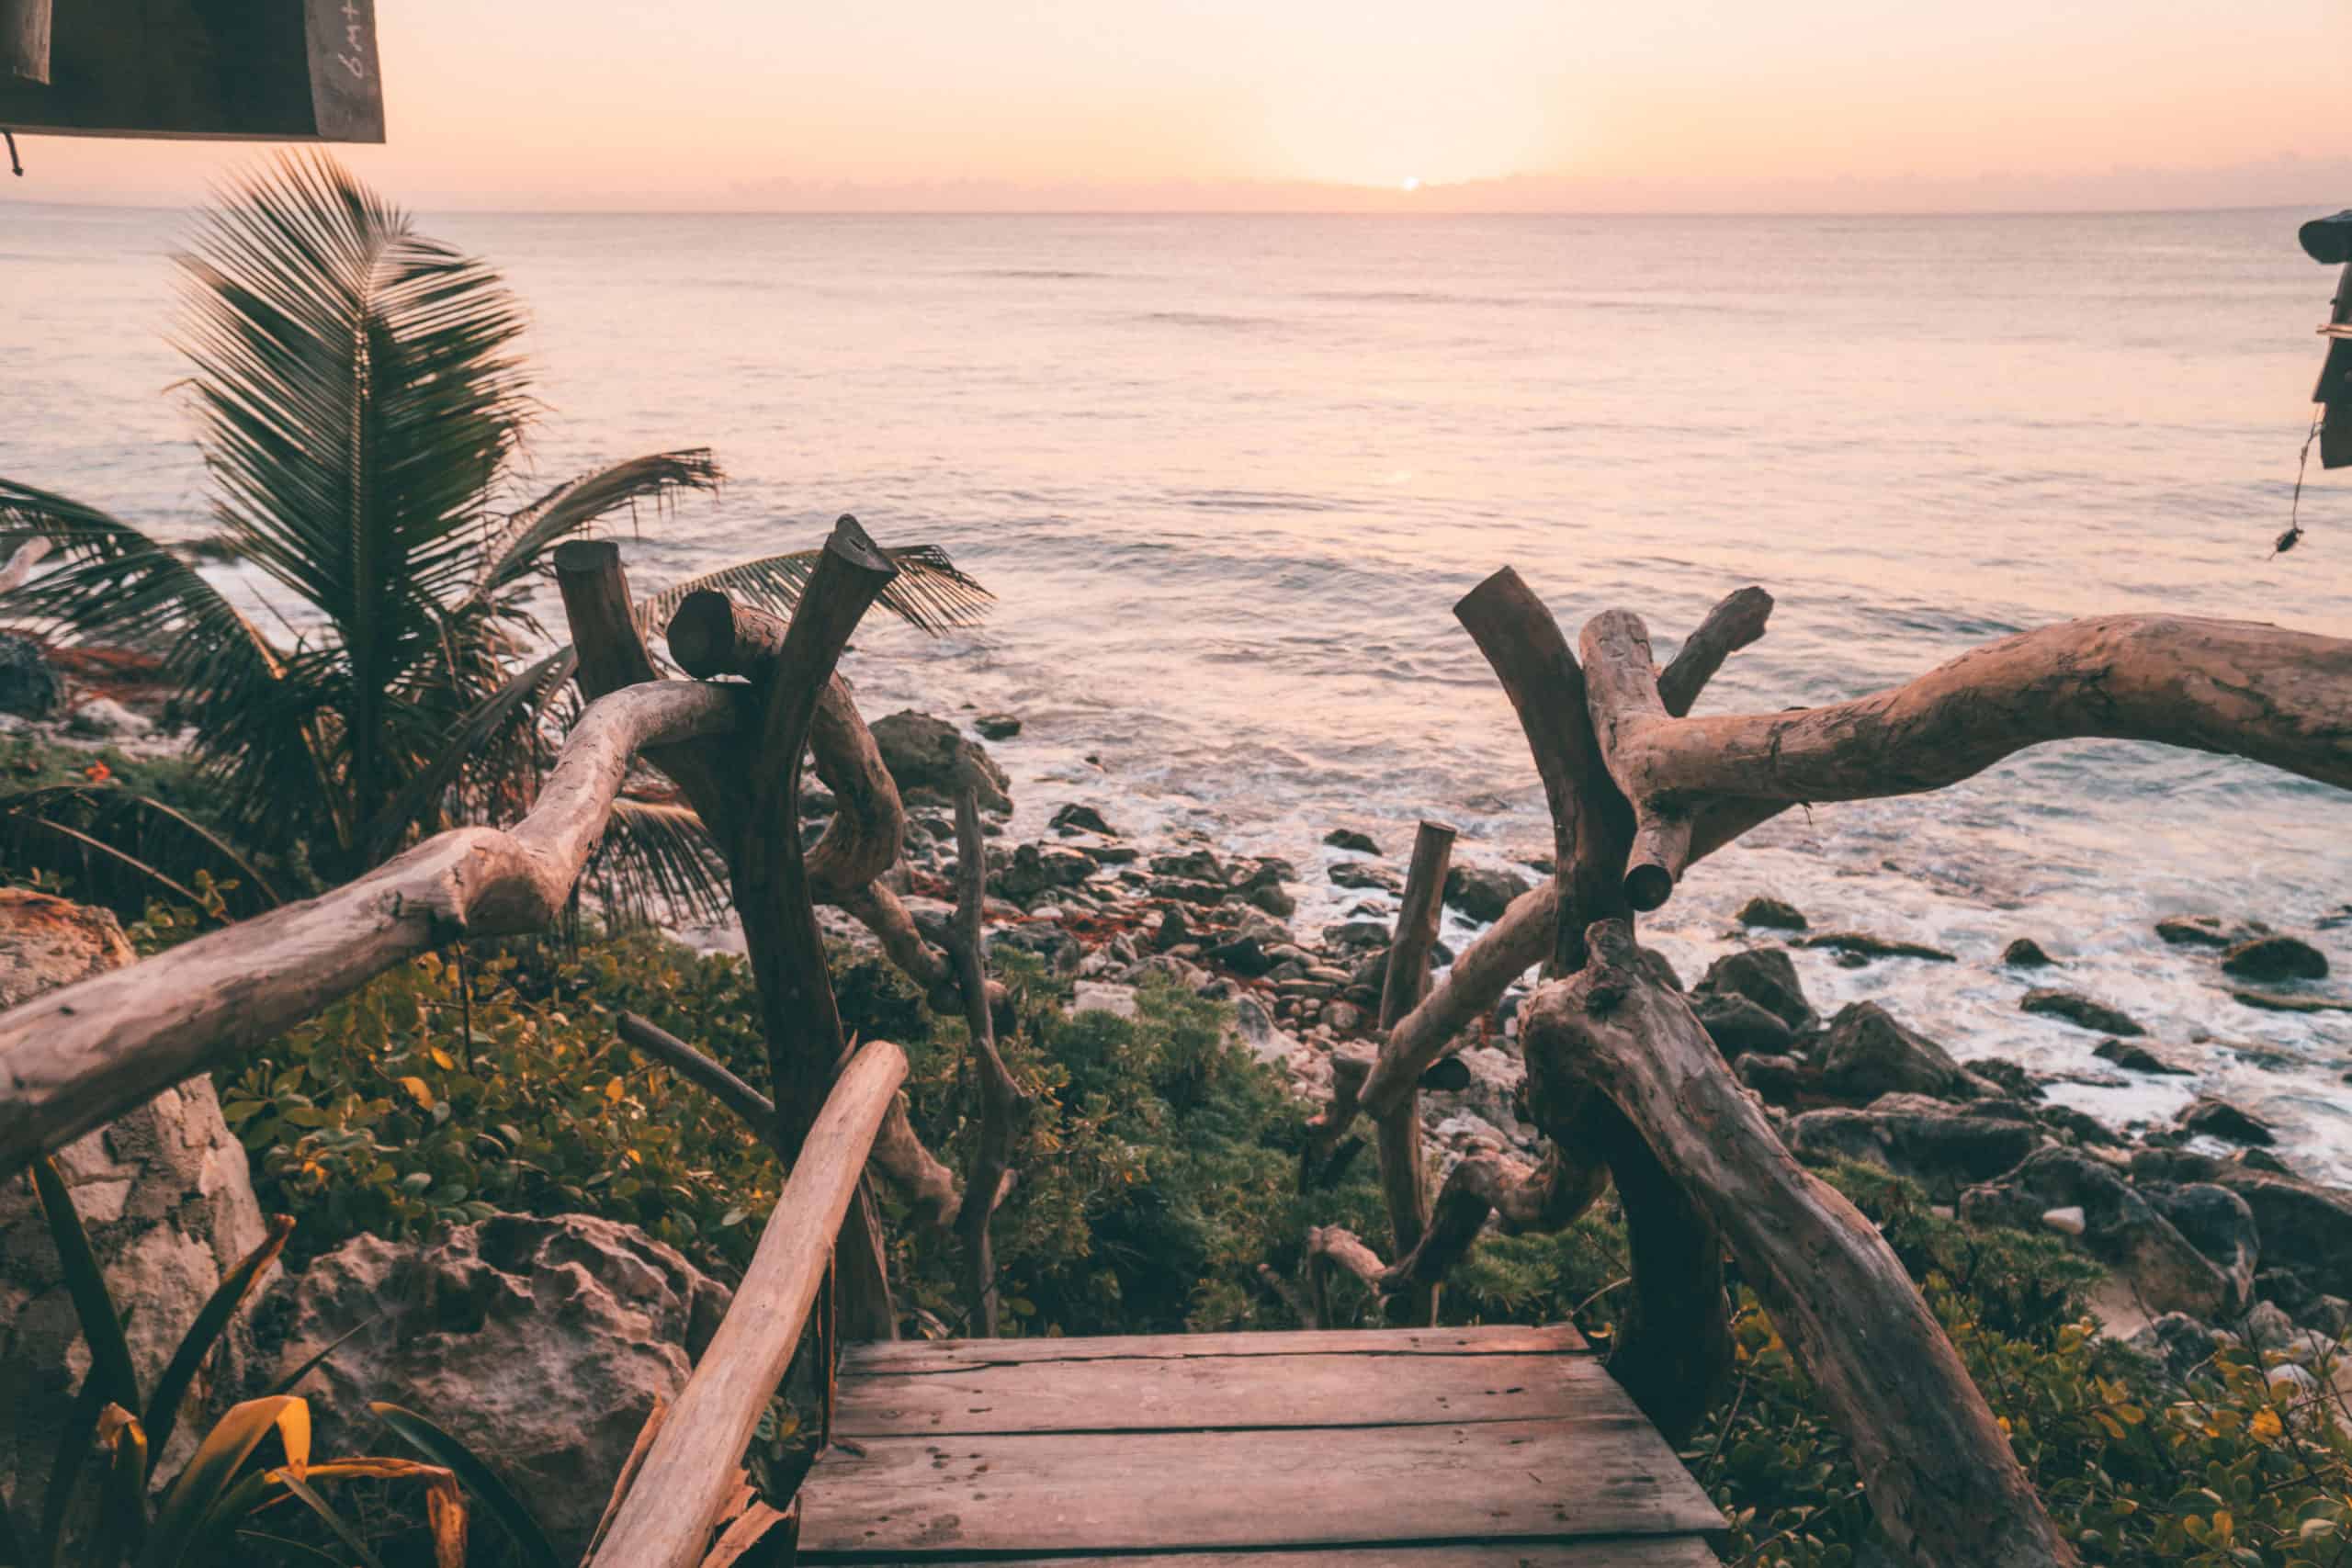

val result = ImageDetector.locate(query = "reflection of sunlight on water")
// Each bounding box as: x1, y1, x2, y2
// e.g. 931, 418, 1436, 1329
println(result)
11, 203, 2350, 1173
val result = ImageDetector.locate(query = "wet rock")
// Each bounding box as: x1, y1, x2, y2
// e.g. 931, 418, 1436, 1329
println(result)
2177, 1097, 2276, 1147
974, 713, 1022, 740
2143, 1182, 2260, 1310
1789, 1094, 2047, 1187
1736, 1054, 1808, 1105
2220, 934, 2329, 982
2036, 1104, 2121, 1147
2156, 915, 2265, 949
1322, 829, 1380, 854
1963, 1058, 2044, 1100
2230, 987, 2352, 1015
2001, 937, 2055, 968
1816, 1002, 1984, 1101
2238, 1146, 2292, 1175
1959, 1147, 2238, 1318
2020, 988, 2144, 1036
2093, 1038, 2191, 1075
1329, 861, 1402, 893
1442, 864, 1532, 923
1695, 947, 1815, 1033
65, 696, 151, 738
1795, 931, 1957, 964
989, 841, 1095, 901
1694, 991, 1796, 1059
1736, 895, 1807, 931
262, 1213, 729, 1562
0, 633, 60, 719
871, 710, 1012, 810
1050, 803, 1116, 836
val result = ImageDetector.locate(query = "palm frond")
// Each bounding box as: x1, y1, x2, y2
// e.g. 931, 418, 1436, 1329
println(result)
590, 798, 731, 927
356, 645, 577, 862
472, 451, 723, 604
0, 786, 282, 919
639, 541, 992, 638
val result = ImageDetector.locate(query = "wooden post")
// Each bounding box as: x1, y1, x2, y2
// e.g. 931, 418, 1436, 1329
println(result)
588, 1041, 908, 1568
1374, 819, 1454, 1325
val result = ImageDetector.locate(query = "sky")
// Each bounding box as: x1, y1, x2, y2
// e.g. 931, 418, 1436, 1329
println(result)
7, 0, 2352, 213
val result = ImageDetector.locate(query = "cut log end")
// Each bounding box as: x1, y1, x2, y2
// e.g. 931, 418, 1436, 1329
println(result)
666, 588, 741, 680
827, 513, 899, 579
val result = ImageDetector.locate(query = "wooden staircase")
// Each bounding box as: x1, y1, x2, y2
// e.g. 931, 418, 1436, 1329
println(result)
796, 1323, 1722, 1565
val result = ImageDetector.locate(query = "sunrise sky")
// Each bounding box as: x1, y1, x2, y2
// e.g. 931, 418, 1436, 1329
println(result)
8, 0, 2350, 212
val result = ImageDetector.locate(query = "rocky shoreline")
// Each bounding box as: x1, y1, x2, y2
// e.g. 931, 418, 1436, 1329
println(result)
827, 706, 2352, 1391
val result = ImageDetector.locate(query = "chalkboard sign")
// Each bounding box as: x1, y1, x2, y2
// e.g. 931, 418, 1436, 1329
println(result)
0, 0, 382, 141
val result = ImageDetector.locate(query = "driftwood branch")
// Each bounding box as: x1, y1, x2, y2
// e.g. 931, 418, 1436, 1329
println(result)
1523, 919, 2077, 1567
1579, 610, 1690, 912
0, 535, 51, 594
617, 1010, 957, 1231
947, 774, 1026, 1336
589, 1040, 907, 1568
1655, 585, 1771, 718
1381, 1145, 1607, 1290
1373, 819, 1453, 1324
0, 680, 737, 1171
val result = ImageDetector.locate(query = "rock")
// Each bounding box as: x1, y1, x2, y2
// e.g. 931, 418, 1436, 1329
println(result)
2177, 1097, 2276, 1147
1150, 848, 1224, 882
2128, 1313, 2228, 1383
2020, 988, 2144, 1037
1789, 1095, 2047, 1186
2036, 1103, 2121, 1147
1794, 931, 1957, 964
1321, 919, 1394, 954
1049, 803, 1116, 836
1816, 1002, 1984, 1101
2220, 934, 2329, 982
989, 841, 1095, 901
1959, 1147, 2238, 1317
64, 696, 152, 738
1207, 935, 1276, 978
2041, 1205, 2086, 1236
2142, 1182, 2260, 1310
1634, 946, 1682, 993
1329, 861, 1402, 893
1246, 882, 1297, 918
1070, 980, 1139, 1020
2156, 915, 2264, 949
0, 632, 61, 718
1418, 1056, 1473, 1092
1436, 1046, 1530, 1141
870, 710, 1011, 810
989, 918, 1082, 974
1149, 876, 1227, 907
1227, 995, 1309, 1083
1736, 895, 1807, 931
1963, 1058, 2044, 1100
0, 892, 274, 1517
264, 1213, 729, 1561
2001, 937, 2055, 968
974, 713, 1022, 740
1323, 829, 1380, 854
1736, 1054, 1808, 1105
2230, 987, 2352, 1015
1151, 907, 1191, 952
1693, 992, 1796, 1059
2238, 1146, 2292, 1175
1323, 999, 1363, 1032
1694, 948, 1815, 1033
1442, 865, 1532, 925
2093, 1038, 2191, 1075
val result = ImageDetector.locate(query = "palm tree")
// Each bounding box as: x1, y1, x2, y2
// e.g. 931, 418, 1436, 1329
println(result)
0, 153, 987, 915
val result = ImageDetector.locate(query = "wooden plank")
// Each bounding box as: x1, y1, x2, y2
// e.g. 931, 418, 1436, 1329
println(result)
885, 1541, 1719, 1567
835, 1349, 1617, 1438
842, 1323, 1586, 1373
797, 1417, 1722, 1557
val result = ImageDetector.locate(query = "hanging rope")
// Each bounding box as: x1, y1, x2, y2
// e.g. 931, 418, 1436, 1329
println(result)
2275, 409, 2323, 557
4, 130, 20, 177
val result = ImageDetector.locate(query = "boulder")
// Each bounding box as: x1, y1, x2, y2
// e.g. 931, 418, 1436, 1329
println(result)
870, 710, 1011, 810
2220, 934, 2329, 982
2176, 1097, 2276, 1147
0, 632, 61, 718
1049, 803, 1116, 836
989, 841, 1096, 901
2020, 988, 2144, 1037
1442, 864, 1532, 923
0, 892, 271, 1519
263, 1213, 729, 1562
1962, 1058, 2044, 1100
2142, 1182, 2260, 1310
2212, 1176, 2352, 1298
1736, 1053, 1808, 1105
1069, 980, 1139, 1021
2127, 1312, 2229, 1383
2001, 937, 2055, 968
2093, 1038, 2192, 1076
1206, 935, 1276, 977
1735, 895, 1806, 931
1959, 1147, 2238, 1318
1788, 1094, 2047, 1187
1694, 947, 1815, 1033
1693, 991, 1797, 1059
1815, 1002, 1984, 1101
64, 696, 151, 738
974, 713, 1022, 740
1322, 829, 1380, 854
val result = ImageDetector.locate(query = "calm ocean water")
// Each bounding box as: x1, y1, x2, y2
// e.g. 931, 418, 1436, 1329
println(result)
4, 202, 2349, 1172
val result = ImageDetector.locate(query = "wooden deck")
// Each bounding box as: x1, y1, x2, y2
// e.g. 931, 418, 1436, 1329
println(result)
796, 1323, 1723, 1565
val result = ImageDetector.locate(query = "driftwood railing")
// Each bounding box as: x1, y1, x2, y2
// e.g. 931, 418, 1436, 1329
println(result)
1299, 572, 2352, 1568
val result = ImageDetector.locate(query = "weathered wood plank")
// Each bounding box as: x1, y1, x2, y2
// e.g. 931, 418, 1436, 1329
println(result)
834, 1349, 1617, 1438
880, 1541, 1719, 1567
841, 1323, 1585, 1373
797, 1416, 1721, 1557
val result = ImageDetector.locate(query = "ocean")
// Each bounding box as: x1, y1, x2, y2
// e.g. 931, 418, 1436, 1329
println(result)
4, 201, 2348, 1174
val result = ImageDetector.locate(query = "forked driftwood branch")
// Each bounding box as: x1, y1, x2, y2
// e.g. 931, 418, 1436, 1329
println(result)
946, 773, 1028, 1336
1372, 818, 1453, 1324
